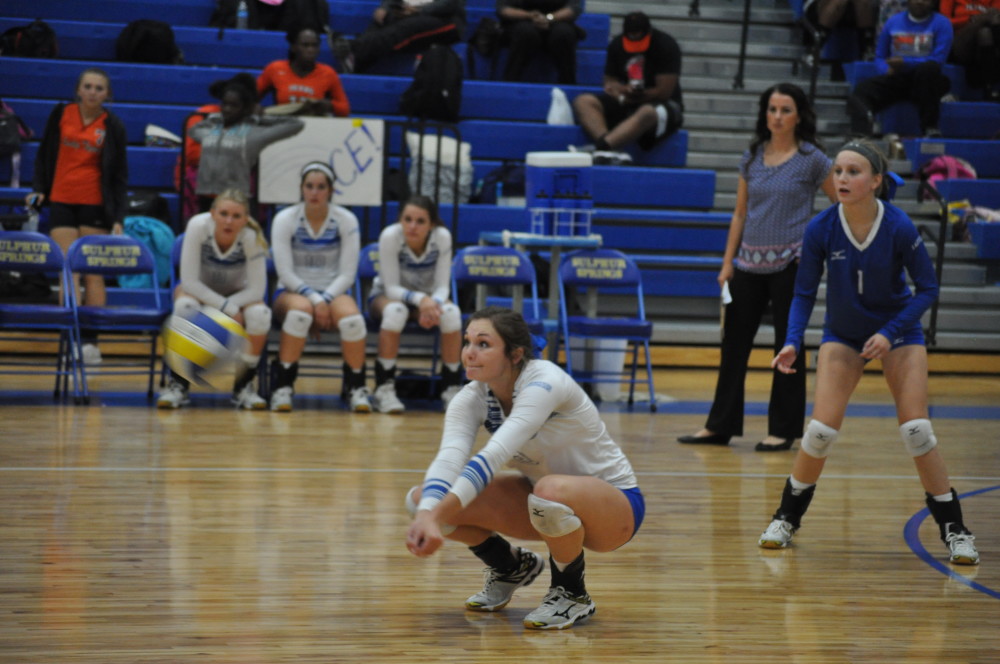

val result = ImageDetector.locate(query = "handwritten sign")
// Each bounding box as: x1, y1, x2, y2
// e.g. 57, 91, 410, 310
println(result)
259, 117, 384, 206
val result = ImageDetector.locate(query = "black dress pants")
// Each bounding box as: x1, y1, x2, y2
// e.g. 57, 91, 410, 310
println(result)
502, 19, 578, 84
847, 60, 951, 135
705, 263, 806, 439
353, 14, 459, 71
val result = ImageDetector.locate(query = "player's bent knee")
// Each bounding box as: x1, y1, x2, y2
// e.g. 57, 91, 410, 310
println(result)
281, 309, 312, 338
528, 494, 582, 538
801, 419, 839, 458
243, 303, 272, 336
337, 313, 367, 342
173, 295, 200, 318
439, 303, 461, 333
380, 301, 408, 333
900, 418, 938, 457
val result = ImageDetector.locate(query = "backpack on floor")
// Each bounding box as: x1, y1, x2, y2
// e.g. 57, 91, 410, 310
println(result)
115, 19, 183, 64
399, 44, 463, 123
0, 19, 58, 58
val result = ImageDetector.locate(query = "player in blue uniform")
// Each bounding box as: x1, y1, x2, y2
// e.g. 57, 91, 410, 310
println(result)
757, 140, 979, 565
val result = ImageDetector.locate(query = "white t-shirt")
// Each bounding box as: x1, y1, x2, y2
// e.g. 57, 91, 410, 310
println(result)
418, 359, 638, 511
371, 223, 452, 305
270, 202, 361, 305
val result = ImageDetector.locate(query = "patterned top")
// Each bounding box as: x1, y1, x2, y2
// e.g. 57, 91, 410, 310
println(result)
270, 202, 360, 304
735, 142, 831, 274
417, 359, 638, 511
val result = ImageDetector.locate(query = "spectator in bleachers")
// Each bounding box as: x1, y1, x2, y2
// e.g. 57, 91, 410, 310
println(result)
269, 161, 372, 413
497, 0, 584, 85
801, 0, 878, 78
157, 189, 272, 410
257, 25, 351, 117
368, 195, 463, 414
28, 67, 128, 366
940, 0, 1000, 96
188, 74, 305, 213
678, 82, 836, 452
331, 0, 466, 74
846, 0, 953, 138
569, 11, 683, 165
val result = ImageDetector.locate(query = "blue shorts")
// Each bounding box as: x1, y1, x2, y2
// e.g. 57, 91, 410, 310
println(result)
621, 486, 646, 541
822, 327, 925, 357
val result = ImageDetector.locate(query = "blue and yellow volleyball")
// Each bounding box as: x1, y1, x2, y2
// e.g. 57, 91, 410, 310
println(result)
162, 306, 249, 388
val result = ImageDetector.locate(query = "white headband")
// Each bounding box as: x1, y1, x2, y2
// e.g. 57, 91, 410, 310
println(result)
301, 161, 335, 182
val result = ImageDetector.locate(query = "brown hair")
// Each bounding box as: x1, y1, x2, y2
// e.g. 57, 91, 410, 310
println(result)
467, 306, 535, 369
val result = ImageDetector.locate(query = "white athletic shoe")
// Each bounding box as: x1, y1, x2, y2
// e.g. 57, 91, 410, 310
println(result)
758, 519, 796, 549
946, 529, 980, 565
372, 381, 405, 414
232, 382, 267, 410
156, 380, 190, 409
270, 386, 294, 412
441, 384, 462, 410
523, 586, 596, 630
81, 343, 102, 365
466, 548, 545, 612
349, 386, 373, 413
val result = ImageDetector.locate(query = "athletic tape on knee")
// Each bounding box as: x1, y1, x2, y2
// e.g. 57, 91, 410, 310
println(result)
243, 303, 272, 335
281, 309, 312, 338
438, 302, 461, 333
337, 313, 367, 342
528, 494, 582, 538
801, 419, 839, 459
404, 485, 455, 535
380, 301, 408, 332
900, 418, 938, 457
173, 295, 200, 318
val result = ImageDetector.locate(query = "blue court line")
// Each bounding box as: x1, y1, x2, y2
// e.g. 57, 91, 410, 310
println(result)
3, 391, 1000, 419
903, 485, 1000, 600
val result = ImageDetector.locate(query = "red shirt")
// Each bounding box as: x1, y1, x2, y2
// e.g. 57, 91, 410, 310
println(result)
50, 103, 107, 206
939, 0, 1000, 29
257, 60, 351, 117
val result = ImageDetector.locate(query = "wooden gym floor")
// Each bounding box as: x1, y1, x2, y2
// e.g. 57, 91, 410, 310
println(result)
0, 364, 998, 663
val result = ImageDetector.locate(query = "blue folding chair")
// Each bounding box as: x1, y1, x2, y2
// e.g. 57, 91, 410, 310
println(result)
0, 231, 85, 402
558, 248, 656, 411
357, 242, 441, 397
67, 234, 170, 402
451, 245, 544, 333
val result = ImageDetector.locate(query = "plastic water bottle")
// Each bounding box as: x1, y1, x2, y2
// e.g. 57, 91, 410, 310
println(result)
236, 0, 249, 29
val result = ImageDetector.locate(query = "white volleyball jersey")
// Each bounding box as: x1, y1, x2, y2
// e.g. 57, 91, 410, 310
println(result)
179, 212, 267, 311
271, 202, 360, 304
371, 223, 452, 305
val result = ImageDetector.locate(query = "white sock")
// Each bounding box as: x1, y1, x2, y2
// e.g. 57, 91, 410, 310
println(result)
789, 475, 815, 496
445, 361, 461, 372
933, 491, 954, 502
378, 357, 396, 371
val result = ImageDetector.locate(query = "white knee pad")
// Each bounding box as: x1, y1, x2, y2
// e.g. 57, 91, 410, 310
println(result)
380, 301, 408, 333
243, 303, 272, 335
281, 309, 312, 338
438, 302, 461, 334
801, 419, 839, 459
173, 295, 201, 318
900, 418, 938, 457
404, 485, 455, 535
337, 313, 367, 342
528, 494, 582, 538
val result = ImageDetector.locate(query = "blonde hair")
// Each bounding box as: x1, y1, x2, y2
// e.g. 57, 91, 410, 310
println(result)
212, 189, 268, 249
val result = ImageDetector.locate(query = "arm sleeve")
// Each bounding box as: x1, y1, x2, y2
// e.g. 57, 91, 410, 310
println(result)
874, 22, 893, 74
33, 104, 64, 197
226, 238, 268, 310
323, 214, 360, 300
877, 223, 940, 341
327, 70, 351, 117
256, 65, 275, 104
179, 222, 227, 310
106, 114, 129, 224
785, 217, 827, 352
271, 211, 320, 302
247, 116, 306, 155
417, 387, 486, 512
447, 380, 563, 508
430, 230, 453, 303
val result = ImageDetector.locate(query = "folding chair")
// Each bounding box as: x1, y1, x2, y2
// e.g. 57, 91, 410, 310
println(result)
66, 234, 170, 402
0, 230, 84, 402
451, 245, 543, 332
558, 248, 656, 411
357, 242, 441, 398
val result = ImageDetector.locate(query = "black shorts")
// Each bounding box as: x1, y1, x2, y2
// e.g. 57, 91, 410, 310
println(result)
48, 202, 114, 231
594, 93, 682, 150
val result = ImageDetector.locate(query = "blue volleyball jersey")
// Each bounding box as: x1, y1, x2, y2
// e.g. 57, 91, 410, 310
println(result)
785, 200, 939, 351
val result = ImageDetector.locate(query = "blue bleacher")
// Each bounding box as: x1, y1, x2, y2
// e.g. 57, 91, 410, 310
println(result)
903, 139, 1000, 178
935, 179, 1000, 209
